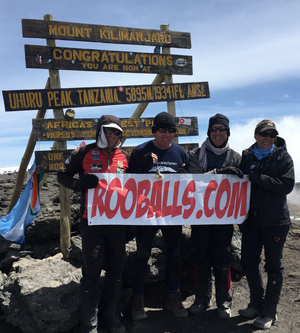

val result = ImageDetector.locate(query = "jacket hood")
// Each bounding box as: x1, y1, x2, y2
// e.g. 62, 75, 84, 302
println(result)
96, 115, 123, 149
275, 136, 287, 151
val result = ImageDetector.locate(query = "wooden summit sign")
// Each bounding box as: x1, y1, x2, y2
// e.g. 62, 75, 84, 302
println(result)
24, 45, 192, 75
3, 82, 209, 111
32, 117, 198, 142
35, 143, 199, 174
22, 19, 191, 48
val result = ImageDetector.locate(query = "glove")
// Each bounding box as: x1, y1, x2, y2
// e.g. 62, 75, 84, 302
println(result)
216, 166, 243, 178
177, 167, 188, 173
140, 152, 155, 172
74, 174, 99, 191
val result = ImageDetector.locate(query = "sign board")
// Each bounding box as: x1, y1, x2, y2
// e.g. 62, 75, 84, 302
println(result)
22, 19, 191, 48
25, 45, 193, 75
3, 82, 209, 111
35, 143, 199, 174
32, 117, 199, 142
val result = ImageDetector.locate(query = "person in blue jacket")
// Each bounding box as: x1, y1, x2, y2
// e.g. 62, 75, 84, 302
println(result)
129, 112, 189, 321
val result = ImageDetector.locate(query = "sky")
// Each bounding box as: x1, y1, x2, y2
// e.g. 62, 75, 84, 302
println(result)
1, 0, 300, 182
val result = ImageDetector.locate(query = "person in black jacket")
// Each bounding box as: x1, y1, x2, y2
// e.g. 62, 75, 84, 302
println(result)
57, 115, 130, 333
188, 114, 243, 320
238, 120, 295, 330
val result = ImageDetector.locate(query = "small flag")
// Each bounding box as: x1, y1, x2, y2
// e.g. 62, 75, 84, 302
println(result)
179, 118, 192, 126
0, 161, 43, 244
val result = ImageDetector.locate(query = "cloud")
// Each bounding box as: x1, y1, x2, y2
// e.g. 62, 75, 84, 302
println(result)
230, 116, 300, 182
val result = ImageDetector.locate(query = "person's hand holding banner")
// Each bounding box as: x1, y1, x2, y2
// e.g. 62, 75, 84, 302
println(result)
74, 174, 99, 191
216, 166, 243, 178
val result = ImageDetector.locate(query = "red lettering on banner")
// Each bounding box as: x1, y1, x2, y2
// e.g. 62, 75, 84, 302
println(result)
215, 179, 231, 218
91, 179, 108, 218
228, 181, 248, 218
204, 180, 218, 217
162, 181, 172, 217
172, 181, 182, 217
136, 180, 151, 218
89, 175, 249, 224
182, 180, 196, 219
121, 178, 137, 219
148, 180, 163, 218
105, 178, 122, 218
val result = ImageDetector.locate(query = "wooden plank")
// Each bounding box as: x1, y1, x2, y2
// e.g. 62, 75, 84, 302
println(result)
22, 19, 191, 49
24, 45, 193, 75
32, 117, 199, 142
3, 82, 209, 111
35, 143, 199, 173
43, 13, 71, 260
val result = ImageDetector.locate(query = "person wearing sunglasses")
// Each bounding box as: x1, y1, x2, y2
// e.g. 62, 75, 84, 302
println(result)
57, 115, 130, 333
129, 111, 189, 321
238, 120, 294, 329
187, 113, 242, 320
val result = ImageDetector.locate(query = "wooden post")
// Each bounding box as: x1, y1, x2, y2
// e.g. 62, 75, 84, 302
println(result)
7, 78, 51, 214
44, 14, 71, 259
161, 24, 178, 144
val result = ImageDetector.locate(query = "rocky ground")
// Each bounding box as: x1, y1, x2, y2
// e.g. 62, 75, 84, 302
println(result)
0, 172, 299, 333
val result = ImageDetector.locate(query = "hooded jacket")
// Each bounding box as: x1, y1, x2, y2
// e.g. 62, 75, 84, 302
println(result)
57, 115, 130, 219
239, 136, 295, 227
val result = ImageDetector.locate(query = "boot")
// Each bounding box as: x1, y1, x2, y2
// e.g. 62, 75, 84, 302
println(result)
244, 268, 265, 312
188, 265, 212, 315
80, 282, 100, 333
262, 271, 283, 318
214, 267, 232, 319
100, 277, 125, 333
131, 294, 147, 321
166, 291, 188, 317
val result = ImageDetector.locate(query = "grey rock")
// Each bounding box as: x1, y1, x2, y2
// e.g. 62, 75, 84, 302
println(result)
0, 253, 81, 333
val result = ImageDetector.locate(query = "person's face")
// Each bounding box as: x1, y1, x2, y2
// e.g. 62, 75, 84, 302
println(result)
209, 123, 228, 147
254, 130, 276, 149
103, 127, 121, 148
153, 128, 176, 150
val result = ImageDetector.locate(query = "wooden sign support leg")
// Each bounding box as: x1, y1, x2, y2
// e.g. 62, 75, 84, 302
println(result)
44, 14, 71, 259
161, 24, 178, 144
7, 78, 50, 214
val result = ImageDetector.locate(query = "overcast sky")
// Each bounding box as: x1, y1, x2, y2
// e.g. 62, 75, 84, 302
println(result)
1, 0, 300, 182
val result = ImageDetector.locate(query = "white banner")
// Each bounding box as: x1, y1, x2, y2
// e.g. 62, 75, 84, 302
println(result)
87, 173, 250, 226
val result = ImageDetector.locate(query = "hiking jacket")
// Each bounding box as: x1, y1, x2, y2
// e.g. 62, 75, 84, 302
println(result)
188, 147, 241, 173
239, 136, 295, 227
57, 115, 130, 219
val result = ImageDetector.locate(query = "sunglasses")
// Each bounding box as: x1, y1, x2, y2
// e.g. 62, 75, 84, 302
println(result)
210, 126, 227, 132
103, 128, 121, 135
158, 128, 176, 134
259, 132, 277, 138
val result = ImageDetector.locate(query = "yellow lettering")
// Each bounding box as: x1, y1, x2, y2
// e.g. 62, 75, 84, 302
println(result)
49, 24, 58, 36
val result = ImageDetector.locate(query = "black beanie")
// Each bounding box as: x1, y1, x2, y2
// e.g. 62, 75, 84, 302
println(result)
152, 112, 177, 133
207, 113, 230, 137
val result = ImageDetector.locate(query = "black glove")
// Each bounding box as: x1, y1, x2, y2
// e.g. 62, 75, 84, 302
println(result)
140, 152, 155, 172
216, 166, 243, 178
177, 167, 188, 173
74, 174, 99, 191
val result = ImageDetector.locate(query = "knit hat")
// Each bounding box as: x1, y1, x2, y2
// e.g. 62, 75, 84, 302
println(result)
207, 113, 230, 136
152, 112, 177, 133
254, 119, 278, 135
